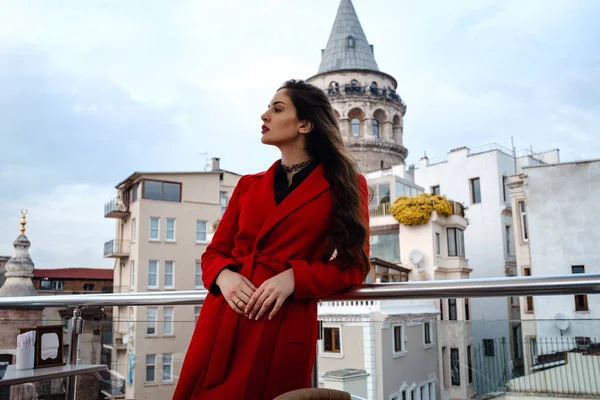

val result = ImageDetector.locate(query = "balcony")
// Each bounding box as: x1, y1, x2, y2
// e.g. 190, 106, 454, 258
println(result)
327, 84, 406, 107
369, 202, 391, 217
103, 239, 130, 258
0, 274, 598, 400
104, 198, 129, 219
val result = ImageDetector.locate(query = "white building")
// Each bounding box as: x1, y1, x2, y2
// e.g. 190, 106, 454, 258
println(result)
508, 158, 600, 379
410, 144, 559, 388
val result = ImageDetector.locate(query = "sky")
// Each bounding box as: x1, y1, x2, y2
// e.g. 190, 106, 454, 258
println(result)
0, 0, 599, 269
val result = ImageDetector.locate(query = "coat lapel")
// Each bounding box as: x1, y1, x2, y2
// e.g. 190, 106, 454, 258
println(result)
256, 163, 330, 244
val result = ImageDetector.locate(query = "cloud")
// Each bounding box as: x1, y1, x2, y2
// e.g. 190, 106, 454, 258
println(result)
0, 0, 599, 269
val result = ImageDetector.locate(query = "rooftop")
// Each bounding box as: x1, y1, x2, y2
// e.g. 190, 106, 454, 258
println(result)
33, 268, 113, 281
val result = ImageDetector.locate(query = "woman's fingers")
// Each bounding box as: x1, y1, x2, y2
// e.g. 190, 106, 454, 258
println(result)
248, 289, 269, 319
268, 297, 285, 320
254, 293, 277, 321
227, 298, 246, 315
241, 276, 257, 291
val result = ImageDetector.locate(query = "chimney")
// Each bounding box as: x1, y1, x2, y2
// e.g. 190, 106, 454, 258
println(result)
211, 157, 221, 171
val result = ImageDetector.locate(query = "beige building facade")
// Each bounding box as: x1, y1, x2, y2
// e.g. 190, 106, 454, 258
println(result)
104, 158, 240, 400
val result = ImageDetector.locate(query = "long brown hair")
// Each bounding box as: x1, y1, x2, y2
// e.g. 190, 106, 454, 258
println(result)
279, 79, 369, 276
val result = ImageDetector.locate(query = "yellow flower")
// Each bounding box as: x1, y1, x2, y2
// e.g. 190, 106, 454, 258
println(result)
390, 193, 453, 226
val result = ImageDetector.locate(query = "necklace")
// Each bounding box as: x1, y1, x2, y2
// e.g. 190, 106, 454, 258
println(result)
282, 158, 313, 174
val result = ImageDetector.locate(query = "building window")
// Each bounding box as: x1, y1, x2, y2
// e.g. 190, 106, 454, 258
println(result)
351, 118, 360, 136
572, 265, 589, 311
196, 220, 207, 242
195, 261, 203, 289
130, 260, 135, 289
470, 177, 481, 204
483, 339, 495, 357
164, 261, 174, 289
372, 119, 380, 138
351, 79, 359, 86
424, 322, 432, 345
503, 176, 510, 202
194, 307, 201, 324
323, 327, 341, 354
40, 280, 51, 290
440, 299, 444, 320
518, 201, 528, 241
524, 267, 534, 311
448, 299, 457, 321
347, 35, 355, 48
52, 280, 63, 291
467, 345, 473, 383
131, 218, 136, 242
370, 233, 400, 264
143, 180, 181, 202
431, 185, 440, 195
451, 348, 460, 386
163, 307, 174, 335
162, 353, 172, 382
149, 217, 160, 241
392, 324, 405, 356
447, 228, 465, 257
442, 347, 449, 388
165, 218, 176, 241
436, 233, 441, 255
465, 298, 470, 320
83, 284, 94, 292
145, 354, 156, 382
505, 225, 513, 256
146, 307, 157, 335
148, 260, 158, 289
220, 191, 229, 217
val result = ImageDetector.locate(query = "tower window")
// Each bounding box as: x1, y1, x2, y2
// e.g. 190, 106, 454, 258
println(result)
347, 35, 355, 48
372, 119, 380, 138
351, 118, 360, 136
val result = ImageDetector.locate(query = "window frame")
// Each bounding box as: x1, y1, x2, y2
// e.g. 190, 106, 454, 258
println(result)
146, 307, 157, 336
447, 228, 465, 257
131, 218, 136, 243
163, 307, 174, 336
470, 177, 481, 204
392, 323, 407, 358
142, 179, 182, 203
572, 265, 589, 311
130, 260, 135, 289
40, 279, 51, 290
162, 353, 173, 383
431, 185, 440, 195
165, 218, 176, 242
372, 119, 380, 138
196, 220, 208, 243
145, 354, 156, 383
52, 280, 63, 291
149, 217, 160, 241
467, 345, 473, 384
423, 321, 434, 348
518, 201, 529, 242
435, 232, 441, 255
483, 339, 495, 357
321, 324, 343, 357
351, 118, 361, 136
148, 260, 159, 289
164, 261, 174, 289
448, 298, 458, 321
450, 348, 460, 386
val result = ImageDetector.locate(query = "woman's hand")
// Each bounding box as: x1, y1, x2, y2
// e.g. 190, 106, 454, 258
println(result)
215, 269, 257, 315
245, 269, 295, 321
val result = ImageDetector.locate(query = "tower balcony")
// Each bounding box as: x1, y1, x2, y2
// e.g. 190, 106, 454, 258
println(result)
103, 239, 130, 258
104, 198, 130, 219
327, 84, 406, 109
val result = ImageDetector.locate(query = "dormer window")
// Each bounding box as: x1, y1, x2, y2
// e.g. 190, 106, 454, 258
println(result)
347, 35, 355, 48
351, 79, 359, 86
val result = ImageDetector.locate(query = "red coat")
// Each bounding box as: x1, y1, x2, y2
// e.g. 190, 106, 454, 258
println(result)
173, 161, 370, 400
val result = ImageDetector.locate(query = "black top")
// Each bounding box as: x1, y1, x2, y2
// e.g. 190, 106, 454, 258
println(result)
274, 159, 319, 205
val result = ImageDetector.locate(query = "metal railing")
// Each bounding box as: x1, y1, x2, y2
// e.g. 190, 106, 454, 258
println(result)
103, 239, 130, 257
0, 273, 598, 399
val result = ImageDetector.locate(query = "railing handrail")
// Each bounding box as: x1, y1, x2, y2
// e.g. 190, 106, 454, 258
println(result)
0, 273, 598, 309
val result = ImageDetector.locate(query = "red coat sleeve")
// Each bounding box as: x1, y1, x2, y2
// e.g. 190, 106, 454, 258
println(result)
290, 174, 370, 300
201, 176, 246, 295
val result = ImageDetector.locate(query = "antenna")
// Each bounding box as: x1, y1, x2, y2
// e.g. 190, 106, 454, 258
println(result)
409, 249, 423, 267
198, 152, 211, 171
553, 313, 570, 336
511, 136, 517, 174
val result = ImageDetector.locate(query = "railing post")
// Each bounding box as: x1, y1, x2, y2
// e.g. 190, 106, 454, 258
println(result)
312, 320, 323, 388
66, 307, 83, 400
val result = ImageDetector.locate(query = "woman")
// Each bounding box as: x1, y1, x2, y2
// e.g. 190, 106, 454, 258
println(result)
173, 79, 370, 400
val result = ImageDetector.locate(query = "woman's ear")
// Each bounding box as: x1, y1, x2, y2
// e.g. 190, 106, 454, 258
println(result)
299, 120, 314, 135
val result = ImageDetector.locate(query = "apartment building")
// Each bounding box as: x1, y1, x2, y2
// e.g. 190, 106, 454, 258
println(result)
410, 144, 559, 387
103, 158, 240, 400
317, 171, 473, 400
508, 159, 600, 377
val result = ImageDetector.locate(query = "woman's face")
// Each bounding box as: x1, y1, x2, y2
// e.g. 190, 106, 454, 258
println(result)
260, 89, 306, 147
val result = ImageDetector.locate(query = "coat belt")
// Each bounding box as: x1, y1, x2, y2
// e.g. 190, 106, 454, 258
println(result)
202, 251, 288, 393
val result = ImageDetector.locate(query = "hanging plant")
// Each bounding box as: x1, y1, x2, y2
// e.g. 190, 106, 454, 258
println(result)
390, 193, 453, 226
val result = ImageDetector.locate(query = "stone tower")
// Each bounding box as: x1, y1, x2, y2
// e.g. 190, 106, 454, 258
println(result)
307, 0, 408, 173
0, 211, 43, 367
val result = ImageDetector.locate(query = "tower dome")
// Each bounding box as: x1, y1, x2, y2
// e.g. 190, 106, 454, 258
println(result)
307, 0, 408, 172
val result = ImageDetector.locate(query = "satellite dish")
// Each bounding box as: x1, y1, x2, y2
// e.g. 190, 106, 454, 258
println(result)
553, 313, 571, 333
122, 334, 129, 345
409, 249, 423, 267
